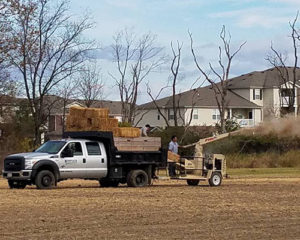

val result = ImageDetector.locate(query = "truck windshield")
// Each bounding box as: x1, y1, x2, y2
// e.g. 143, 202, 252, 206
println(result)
35, 141, 66, 154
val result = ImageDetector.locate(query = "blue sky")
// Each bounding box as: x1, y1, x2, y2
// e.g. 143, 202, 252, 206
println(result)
69, 0, 300, 103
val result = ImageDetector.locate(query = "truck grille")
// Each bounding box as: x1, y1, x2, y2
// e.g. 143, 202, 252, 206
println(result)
4, 156, 25, 171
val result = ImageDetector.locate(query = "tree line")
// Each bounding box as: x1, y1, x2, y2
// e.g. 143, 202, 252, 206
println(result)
1, 0, 299, 146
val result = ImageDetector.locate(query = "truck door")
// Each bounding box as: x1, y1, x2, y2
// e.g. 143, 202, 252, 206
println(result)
84, 141, 108, 179
59, 142, 86, 179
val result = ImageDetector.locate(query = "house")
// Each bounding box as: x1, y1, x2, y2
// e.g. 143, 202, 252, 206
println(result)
45, 96, 123, 140
135, 67, 300, 128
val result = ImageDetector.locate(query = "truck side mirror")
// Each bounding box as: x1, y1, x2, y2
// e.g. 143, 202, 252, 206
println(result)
61, 148, 74, 158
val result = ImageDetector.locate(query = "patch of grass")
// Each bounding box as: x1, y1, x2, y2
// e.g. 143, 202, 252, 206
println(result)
226, 150, 300, 168
228, 168, 300, 178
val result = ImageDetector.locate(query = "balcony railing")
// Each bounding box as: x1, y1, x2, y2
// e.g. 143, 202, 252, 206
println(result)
236, 119, 254, 128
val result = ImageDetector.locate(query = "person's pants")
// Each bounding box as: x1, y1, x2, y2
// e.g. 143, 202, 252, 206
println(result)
168, 162, 176, 177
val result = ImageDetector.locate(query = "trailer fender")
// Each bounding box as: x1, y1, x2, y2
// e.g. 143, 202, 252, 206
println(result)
207, 170, 213, 179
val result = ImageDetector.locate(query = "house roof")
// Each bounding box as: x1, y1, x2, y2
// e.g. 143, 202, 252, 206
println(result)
139, 67, 300, 110
227, 67, 300, 89
43, 96, 123, 115
139, 85, 260, 110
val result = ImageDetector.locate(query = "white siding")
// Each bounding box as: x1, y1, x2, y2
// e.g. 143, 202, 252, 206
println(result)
135, 108, 185, 127
253, 109, 262, 125
135, 109, 168, 128
185, 108, 229, 126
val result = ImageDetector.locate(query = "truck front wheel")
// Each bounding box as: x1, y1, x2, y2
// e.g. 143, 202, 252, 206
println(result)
35, 170, 56, 189
8, 180, 27, 189
127, 170, 149, 187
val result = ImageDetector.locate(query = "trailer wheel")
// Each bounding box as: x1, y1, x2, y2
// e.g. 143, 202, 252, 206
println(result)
127, 170, 148, 187
187, 179, 200, 186
8, 180, 27, 189
209, 172, 222, 187
35, 170, 55, 189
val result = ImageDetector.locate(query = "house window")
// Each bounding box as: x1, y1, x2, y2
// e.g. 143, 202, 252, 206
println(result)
157, 114, 160, 120
281, 89, 294, 97
193, 109, 199, 120
253, 89, 262, 100
212, 109, 220, 120
168, 109, 174, 120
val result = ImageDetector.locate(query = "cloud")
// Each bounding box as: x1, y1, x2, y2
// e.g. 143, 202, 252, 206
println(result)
210, 8, 292, 28
268, 0, 300, 4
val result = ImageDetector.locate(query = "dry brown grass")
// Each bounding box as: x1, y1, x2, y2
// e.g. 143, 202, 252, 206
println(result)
0, 178, 299, 240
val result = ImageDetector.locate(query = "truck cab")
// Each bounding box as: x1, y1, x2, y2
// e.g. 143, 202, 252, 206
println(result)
3, 139, 108, 189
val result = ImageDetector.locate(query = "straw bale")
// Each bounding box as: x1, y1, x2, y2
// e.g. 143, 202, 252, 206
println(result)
113, 128, 120, 137
85, 108, 109, 118
168, 151, 180, 162
117, 127, 141, 138
69, 106, 86, 117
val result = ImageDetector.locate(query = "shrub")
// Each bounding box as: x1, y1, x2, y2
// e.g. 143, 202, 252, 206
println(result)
118, 122, 132, 127
215, 119, 240, 133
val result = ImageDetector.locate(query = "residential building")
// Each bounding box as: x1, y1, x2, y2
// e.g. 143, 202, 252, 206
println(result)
135, 67, 300, 128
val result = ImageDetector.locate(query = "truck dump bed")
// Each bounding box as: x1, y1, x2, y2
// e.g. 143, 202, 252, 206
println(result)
63, 131, 167, 167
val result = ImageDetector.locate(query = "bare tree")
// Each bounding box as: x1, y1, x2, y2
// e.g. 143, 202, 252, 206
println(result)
7, 0, 95, 145
57, 79, 79, 133
146, 83, 170, 127
78, 63, 104, 108
110, 29, 165, 124
190, 26, 246, 133
170, 41, 183, 127
266, 11, 300, 115
146, 41, 201, 128
0, 1, 18, 112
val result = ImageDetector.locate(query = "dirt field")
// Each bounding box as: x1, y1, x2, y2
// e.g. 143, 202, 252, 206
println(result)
0, 177, 299, 240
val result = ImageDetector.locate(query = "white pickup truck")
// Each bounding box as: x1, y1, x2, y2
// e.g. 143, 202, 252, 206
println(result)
2, 131, 166, 189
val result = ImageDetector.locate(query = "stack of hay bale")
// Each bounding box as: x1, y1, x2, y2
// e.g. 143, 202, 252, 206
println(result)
113, 127, 141, 138
66, 106, 141, 138
66, 106, 118, 132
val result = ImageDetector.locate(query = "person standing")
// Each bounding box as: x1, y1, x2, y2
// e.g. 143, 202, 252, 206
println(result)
168, 135, 179, 177
169, 135, 178, 154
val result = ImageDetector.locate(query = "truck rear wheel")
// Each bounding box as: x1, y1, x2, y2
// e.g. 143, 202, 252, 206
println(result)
187, 179, 200, 186
8, 180, 27, 189
127, 170, 148, 187
35, 170, 55, 189
209, 172, 222, 187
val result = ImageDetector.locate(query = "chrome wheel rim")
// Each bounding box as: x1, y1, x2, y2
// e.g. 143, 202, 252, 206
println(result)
212, 175, 221, 185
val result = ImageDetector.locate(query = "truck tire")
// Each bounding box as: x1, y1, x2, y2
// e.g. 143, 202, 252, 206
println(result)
99, 179, 119, 187
8, 180, 27, 189
35, 170, 56, 189
187, 179, 200, 186
127, 170, 149, 187
209, 172, 222, 187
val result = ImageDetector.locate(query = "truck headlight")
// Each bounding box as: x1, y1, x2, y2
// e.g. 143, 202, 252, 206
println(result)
25, 159, 37, 169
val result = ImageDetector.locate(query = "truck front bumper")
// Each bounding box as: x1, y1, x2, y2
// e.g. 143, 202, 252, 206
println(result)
2, 170, 32, 180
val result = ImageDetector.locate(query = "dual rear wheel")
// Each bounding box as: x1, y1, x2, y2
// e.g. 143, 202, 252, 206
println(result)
127, 169, 149, 187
